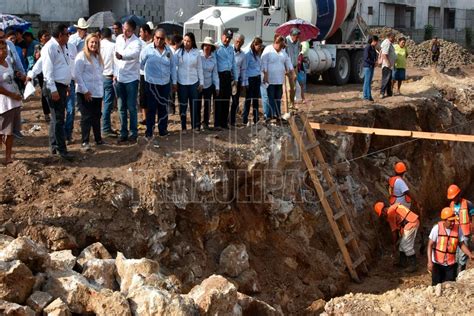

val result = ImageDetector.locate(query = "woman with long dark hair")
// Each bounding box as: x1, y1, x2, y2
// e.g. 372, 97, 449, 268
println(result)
176, 32, 203, 132
243, 37, 262, 125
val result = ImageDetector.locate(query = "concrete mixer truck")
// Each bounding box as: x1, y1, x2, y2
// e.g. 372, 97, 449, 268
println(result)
183, 0, 371, 85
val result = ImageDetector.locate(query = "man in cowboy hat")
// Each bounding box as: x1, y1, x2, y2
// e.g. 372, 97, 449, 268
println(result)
70, 17, 89, 52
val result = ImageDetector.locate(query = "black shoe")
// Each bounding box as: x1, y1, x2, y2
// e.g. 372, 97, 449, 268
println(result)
129, 136, 138, 143
369, 97, 374, 102
117, 137, 128, 144
50, 148, 58, 156
103, 131, 118, 138
95, 140, 106, 145
59, 152, 74, 161
159, 131, 170, 137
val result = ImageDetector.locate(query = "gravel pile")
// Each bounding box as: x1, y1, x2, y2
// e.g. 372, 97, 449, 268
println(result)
369, 26, 416, 49
409, 39, 473, 69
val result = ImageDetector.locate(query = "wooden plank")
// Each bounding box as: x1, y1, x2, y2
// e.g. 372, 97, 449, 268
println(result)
333, 211, 346, 221
309, 122, 474, 143
352, 255, 367, 269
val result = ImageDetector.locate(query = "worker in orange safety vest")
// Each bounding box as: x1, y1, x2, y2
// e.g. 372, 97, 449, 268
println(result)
374, 201, 419, 272
388, 161, 416, 208
427, 207, 474, 286
447, 184, 474, 273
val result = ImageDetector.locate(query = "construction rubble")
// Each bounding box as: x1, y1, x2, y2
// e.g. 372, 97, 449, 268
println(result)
323, 269, 474, 314
370, 26, 473, 70
0, 236, 282, 316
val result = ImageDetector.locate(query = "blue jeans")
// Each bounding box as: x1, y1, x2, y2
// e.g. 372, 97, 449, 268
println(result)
102, 76, 115, 133
65, 81, 75, 140
261, 84, 270, 119
363, 67, 374, 100
115, 80, 139, 139
178, 82, 200, 130
145, 82, 170, 137
267, 84, 283, 119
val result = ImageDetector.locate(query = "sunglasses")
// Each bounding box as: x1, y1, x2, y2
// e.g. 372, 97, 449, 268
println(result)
154, 36, 165, 40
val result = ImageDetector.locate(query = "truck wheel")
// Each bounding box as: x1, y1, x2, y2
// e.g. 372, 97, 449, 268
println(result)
323, 50, 350, 85
350, 50, 364, 84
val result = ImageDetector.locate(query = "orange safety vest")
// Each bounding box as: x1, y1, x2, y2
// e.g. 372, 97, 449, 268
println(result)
434, 221, 459, 266
389, 203, 418, 229
450, 199, 470, 236
388, 176, 412, 205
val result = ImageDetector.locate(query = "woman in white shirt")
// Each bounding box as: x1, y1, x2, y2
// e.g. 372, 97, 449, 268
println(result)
74, 34, 105, 150
261, 34, 295, 121
0, 40, 23, 165
176, 32, 203, 132
200, 37, 219, 130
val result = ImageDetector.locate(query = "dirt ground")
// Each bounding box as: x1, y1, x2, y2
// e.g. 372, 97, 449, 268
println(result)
1, 63, 473, 313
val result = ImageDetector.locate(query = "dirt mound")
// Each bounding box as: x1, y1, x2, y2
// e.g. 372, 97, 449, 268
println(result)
369, 26, 416, 49
324, 269, 474, 314
410, 39, 473, 70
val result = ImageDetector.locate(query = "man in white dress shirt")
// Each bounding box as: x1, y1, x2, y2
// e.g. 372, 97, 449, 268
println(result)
114, 19, 142, 143
42, 24, 74, 160
100, 28, 116, 137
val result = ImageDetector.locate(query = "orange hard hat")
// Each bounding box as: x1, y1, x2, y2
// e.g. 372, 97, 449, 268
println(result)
394, 162, 407, 174
374, 202, 385, 217
447, 184, 461, 200
440, 207, 457, 220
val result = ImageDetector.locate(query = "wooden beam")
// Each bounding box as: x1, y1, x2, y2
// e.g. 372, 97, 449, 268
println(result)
309, 123, 474, 143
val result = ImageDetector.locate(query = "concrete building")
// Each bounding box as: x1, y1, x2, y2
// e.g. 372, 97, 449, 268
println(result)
89, 0, 209, 24
360, 0, 474, 44
1, 0, 89, 22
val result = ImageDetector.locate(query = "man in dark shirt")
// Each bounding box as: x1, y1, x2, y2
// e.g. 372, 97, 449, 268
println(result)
362, 35, 378, 101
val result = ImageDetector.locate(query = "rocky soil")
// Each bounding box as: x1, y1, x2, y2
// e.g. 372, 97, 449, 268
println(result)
0, 66, 473, 314
324, 269, 474, 314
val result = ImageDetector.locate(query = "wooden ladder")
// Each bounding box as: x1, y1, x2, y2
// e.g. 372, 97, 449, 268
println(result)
289, 113, 368, 282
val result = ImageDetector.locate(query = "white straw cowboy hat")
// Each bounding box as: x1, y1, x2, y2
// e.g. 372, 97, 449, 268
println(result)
201, 36, 217, 51
74, 18, 90, 29
146, 21, 154, 30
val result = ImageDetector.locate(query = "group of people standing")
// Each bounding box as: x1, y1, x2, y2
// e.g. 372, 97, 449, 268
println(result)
362, 32, 409, 101
374, 162, 474, 286
0, 18, 304, 163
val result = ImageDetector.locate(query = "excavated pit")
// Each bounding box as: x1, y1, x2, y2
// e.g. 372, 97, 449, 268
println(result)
0, 84, 473, 314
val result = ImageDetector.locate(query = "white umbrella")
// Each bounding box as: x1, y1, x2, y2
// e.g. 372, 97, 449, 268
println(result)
87, 11, 117, 28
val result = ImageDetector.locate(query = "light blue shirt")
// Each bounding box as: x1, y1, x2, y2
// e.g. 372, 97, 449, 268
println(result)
6, 40, 25, 74
215, 43, 238, 81
393, 177, 411, 209
140, 43, 177, 85
69, 33, 85, 52
234, 48, 247, 86
245, 50, 261, 79
200, 51, 219, 89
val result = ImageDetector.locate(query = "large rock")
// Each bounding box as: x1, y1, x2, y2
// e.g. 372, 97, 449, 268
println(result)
43, 226, 78, 251
0, 237, 50, 273
188, 274, 241, 315
0, 300, 35, 316
89, 289, 131, 316
0, 260, 35, 304
43, 298, 71, 316
26, 291, 53, 314
0, 234, 14, 251
237, 292, 282, 316
115, 252, 160, 294
77, 242, 112, 269
219, 244, 250, 277
128, 273, 182, 294
43, 270, 99, 314
49, 250, 76, 271
127, 286, 198, 316
82, 258, 117, 290
233, 269, 261, 294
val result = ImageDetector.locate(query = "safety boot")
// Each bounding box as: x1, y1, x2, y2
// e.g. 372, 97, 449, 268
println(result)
406, 255, 417, 273
394, 251, 407, 268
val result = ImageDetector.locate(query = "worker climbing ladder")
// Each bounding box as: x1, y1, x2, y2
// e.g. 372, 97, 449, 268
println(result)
289, 113, 368, 282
